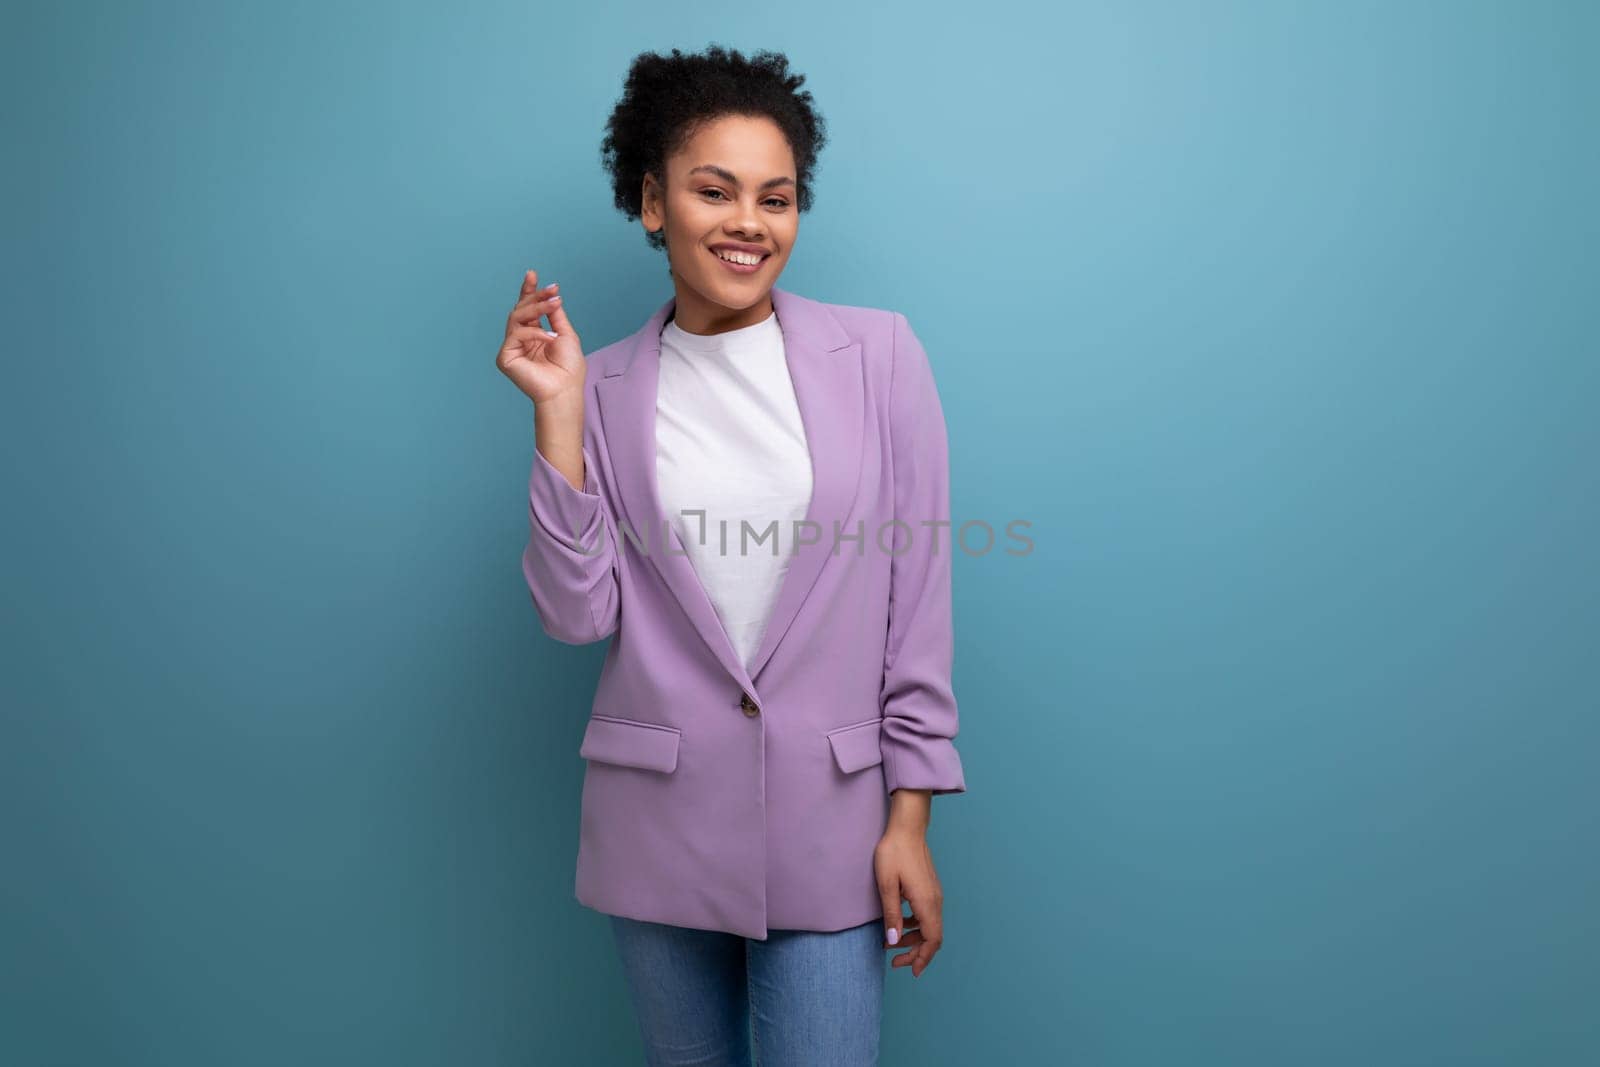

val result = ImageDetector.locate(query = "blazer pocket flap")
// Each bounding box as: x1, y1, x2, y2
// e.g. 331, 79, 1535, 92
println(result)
826, 718, 885, 774
580, 716, 681, 774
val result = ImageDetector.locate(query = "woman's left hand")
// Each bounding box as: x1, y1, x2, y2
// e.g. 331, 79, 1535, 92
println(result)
874, 804, 945, 977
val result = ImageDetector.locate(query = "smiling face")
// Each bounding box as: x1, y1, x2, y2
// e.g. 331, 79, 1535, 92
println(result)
641, 113, 799, 334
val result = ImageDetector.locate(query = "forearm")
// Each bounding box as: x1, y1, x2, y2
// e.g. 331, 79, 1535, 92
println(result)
523, 392, 620, 644
533, 393, 588, 491
887, 788, 932, 834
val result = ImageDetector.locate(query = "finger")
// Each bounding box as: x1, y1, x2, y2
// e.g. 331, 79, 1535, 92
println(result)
890, 945, 932, 976
511, 294, 562, 323
499, 325, 554, 365
503, 324, 546, 347
885, 928, 926, 950
879, 882, 903, 947
913, 910, 944, 976
510, 300, 562, 339
546, 294, 575, 337
517, 270, 560, 305
513, 282, 561, 313
497, 331, 536, 365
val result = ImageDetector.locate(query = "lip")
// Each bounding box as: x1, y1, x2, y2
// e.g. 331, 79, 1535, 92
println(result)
708, 245, 770, 275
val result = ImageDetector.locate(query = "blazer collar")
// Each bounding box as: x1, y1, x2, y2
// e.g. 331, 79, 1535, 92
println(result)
595, 285, 865, 694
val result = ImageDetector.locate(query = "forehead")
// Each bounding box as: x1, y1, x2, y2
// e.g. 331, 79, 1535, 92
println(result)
668, 114, 796, 179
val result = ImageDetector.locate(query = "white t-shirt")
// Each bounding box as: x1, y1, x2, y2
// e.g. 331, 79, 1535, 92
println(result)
655, 307, 814, 673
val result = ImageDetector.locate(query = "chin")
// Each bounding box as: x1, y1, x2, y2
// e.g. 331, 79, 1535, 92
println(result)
699, 277, 770, 309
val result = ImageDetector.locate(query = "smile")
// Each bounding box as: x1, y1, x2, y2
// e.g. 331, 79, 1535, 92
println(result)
710, 247, 769, 274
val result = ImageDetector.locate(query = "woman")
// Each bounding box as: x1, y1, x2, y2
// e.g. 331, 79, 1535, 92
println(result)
496, 45, 966, 1065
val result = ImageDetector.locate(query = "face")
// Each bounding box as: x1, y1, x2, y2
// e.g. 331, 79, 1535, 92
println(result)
641, 113, 799, 331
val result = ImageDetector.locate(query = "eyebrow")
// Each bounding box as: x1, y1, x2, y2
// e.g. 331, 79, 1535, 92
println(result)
686, 165, 796, 191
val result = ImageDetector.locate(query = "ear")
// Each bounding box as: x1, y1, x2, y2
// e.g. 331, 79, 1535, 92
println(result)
640, 171, 663, 233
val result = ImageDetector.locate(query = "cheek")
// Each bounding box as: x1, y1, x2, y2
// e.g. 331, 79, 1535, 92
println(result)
670, 197, 716, 230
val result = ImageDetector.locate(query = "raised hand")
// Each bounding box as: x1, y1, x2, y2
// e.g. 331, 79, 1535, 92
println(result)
497, 269, 586, 406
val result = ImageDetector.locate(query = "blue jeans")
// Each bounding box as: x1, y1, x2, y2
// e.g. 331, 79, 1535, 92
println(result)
607, 914, 886, 1066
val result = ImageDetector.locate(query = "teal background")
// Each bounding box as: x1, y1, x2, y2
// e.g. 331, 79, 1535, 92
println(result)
4, 1, 1596, 1064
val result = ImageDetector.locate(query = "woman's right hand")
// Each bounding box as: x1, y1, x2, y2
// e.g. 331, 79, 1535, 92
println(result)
497, 269, 586, 406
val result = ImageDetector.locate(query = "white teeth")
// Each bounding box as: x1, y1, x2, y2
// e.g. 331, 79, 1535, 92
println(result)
715, 249, 765, 266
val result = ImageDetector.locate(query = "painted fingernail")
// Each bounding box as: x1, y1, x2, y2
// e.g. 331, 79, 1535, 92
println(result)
886, 927, 899, 945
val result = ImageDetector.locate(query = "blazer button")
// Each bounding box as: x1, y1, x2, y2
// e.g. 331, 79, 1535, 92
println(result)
739, 692, 760, 717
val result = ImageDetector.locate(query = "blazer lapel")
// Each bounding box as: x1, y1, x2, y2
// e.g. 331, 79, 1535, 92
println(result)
594, 285, 864, 693
745, 287, 863, 683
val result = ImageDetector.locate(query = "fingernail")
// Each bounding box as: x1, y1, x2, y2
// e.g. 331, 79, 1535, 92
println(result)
886, 927, 899, 945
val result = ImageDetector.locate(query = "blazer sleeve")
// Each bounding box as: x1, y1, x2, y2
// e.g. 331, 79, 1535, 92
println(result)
521, 408, 621, 645
878, 311, 968, 796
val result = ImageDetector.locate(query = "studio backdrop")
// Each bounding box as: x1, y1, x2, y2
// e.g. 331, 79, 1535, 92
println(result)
3, 1, 1595, 1064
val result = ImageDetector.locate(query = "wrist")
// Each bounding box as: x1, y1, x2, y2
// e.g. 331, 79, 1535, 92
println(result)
534, 390, 585, 423
887, 788, 932, 834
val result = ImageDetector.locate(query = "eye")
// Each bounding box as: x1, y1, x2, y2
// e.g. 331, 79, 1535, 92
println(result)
698, 188, 791, 209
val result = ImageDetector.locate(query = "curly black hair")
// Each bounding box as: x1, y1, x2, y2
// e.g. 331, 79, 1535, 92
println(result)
600, 44, 828, 252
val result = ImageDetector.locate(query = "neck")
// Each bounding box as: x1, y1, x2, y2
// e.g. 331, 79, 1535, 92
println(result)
667, 275, 775, 336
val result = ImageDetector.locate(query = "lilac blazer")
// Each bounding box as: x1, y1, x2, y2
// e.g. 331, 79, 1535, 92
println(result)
521, 284, 966, 940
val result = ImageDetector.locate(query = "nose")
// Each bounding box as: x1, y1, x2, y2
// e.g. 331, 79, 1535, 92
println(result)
728, 196, 764, 239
